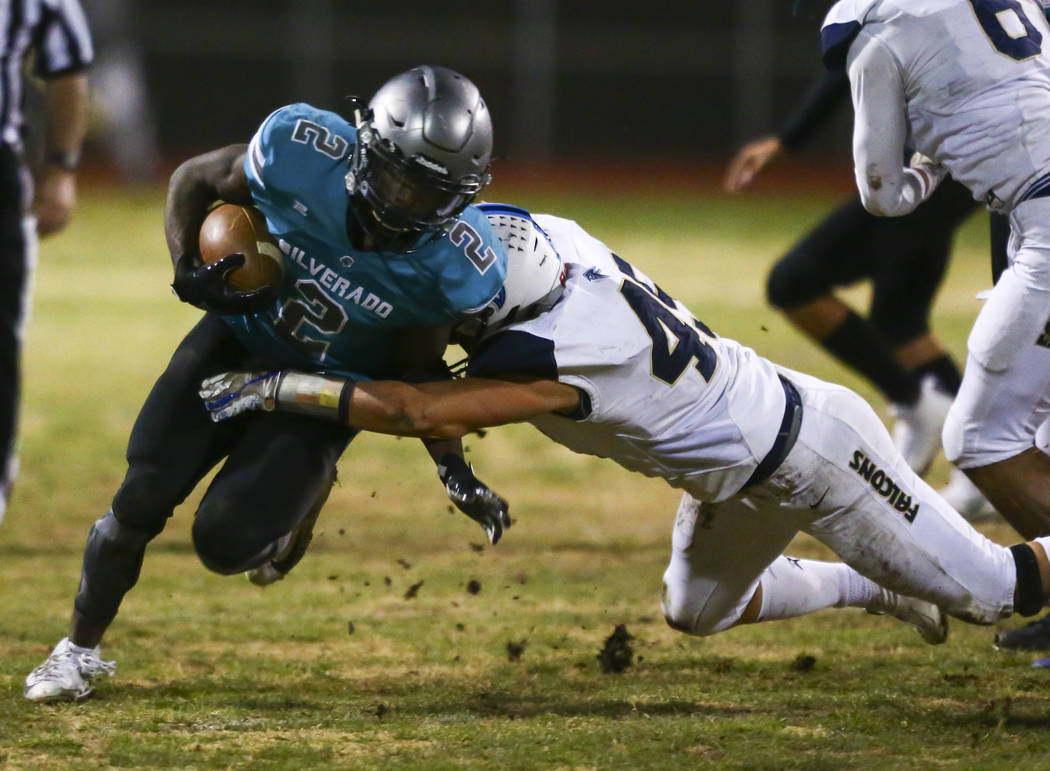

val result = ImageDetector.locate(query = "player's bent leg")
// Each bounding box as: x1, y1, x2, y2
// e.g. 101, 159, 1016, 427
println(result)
775, 370, 1017, 625
191, 411, 354, 577
660, 492, 948, 643
943, 251, 1050, 537
68, 316, 251, 628
26, 317, 263, 704
246, 463, 336, 586
660, 494, 798, 636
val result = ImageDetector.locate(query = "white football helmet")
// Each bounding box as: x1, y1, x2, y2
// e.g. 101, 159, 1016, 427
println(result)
457, 204, 565, 342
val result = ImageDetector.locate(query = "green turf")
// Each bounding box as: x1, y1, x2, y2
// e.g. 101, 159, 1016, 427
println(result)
3, 184, 1048, 769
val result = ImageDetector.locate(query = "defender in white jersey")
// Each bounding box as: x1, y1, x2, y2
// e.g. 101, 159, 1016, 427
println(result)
823, 1, 1050, 566
202, 206, 1050, 648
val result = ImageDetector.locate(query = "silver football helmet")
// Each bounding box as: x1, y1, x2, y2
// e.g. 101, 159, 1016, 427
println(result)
346, 65, 493, 251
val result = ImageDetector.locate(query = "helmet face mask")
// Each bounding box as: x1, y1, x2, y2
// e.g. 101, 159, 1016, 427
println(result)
345, 66, 493, 252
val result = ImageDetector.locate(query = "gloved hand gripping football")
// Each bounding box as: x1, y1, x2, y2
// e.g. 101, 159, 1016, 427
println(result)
172, 254, 277, 315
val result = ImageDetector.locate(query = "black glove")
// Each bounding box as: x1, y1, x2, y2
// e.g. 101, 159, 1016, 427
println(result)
171, 254, 277, 315
438, 453, 511, 544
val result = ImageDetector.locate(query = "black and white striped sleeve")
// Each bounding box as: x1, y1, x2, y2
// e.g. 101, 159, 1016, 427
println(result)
33, 0, 94, 78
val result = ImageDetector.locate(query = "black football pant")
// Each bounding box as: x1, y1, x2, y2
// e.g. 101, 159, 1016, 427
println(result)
74, 314, 356, 623
766, 177, 977, 345
0, 143, 32, 500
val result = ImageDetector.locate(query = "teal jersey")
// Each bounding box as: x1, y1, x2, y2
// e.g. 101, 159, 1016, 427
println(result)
222, 103, 507, 379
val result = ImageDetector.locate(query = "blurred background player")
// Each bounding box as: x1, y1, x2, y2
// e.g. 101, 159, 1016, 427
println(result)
201, 204, 1050, 651
724, 65, 1001, 520
821, 0, 1050, 650
0, 0, 93, 524
81, 0, 159, 183
24, 65, 511, 701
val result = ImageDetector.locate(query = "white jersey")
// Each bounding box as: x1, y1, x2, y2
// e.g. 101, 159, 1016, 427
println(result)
465, 214, 786, 502
823, 0, 1050, 213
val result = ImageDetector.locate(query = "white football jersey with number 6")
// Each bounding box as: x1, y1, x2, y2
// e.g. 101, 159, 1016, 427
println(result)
824, 0, 1050, 211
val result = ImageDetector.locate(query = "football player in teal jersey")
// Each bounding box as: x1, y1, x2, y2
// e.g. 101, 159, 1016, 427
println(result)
25, 66, 512, 702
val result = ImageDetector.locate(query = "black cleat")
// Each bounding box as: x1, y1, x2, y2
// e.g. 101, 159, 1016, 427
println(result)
995, 613, 1050, 651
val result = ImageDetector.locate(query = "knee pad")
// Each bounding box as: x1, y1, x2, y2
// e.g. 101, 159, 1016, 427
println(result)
74, 510, 156, 623
943, 368, 1040, 468
660, 577, 742, 637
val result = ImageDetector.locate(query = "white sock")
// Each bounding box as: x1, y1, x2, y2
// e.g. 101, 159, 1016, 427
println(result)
757, 556, 881, 622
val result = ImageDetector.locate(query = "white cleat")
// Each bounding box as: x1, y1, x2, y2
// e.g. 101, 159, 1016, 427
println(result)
939, 468, 997, 523
24, 637, 116, 702
867, 588, 949, 644
890, 375, 954, 476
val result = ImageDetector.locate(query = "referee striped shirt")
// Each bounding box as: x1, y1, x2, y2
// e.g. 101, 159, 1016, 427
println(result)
0, 0, 93, 146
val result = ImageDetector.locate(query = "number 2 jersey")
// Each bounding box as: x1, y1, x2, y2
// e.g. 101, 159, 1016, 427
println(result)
822, 0, 1050, 213
466, 212, 786, 503
224, 102, 507, 379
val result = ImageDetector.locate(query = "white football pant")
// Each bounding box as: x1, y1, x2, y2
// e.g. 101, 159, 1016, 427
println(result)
662, 368, 1017, 636
944, 197, 1050, 469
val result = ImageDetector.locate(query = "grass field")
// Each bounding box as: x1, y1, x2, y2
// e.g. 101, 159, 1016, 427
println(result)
3, 180, 1050, 769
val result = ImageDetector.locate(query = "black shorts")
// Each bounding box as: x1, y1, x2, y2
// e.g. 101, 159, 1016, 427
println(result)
111, 314, 356, 569
766, 177, 978, 344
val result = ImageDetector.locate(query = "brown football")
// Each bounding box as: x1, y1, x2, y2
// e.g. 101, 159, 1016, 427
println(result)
198, 203, 284, 291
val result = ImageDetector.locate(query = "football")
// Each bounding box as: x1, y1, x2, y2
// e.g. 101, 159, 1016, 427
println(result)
198, 203, 284, 291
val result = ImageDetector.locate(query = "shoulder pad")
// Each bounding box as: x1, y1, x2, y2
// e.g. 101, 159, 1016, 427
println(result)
433, 206, 509, 314
245, 103, 355, 192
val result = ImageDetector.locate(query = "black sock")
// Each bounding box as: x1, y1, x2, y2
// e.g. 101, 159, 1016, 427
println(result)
911, 354, 962, 396
821, 311, 920, 404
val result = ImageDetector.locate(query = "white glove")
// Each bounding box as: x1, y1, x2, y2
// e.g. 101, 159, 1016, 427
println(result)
199, 371, 280, 422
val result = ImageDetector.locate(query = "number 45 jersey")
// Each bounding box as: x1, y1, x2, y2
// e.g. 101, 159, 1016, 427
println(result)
466, 212, 786, 503
823, 0, 1050, 211
226, 102, 507, 379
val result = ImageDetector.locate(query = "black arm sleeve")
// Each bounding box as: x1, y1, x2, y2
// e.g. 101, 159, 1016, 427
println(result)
778, 69, 850, 152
